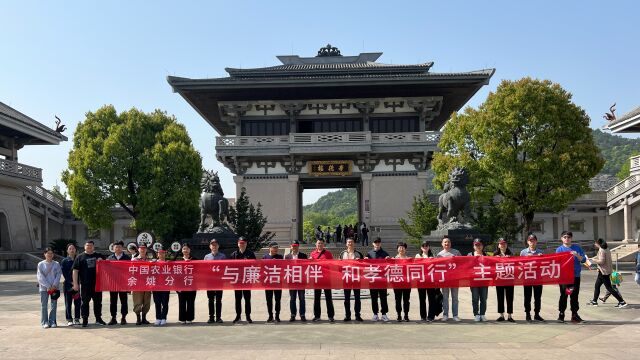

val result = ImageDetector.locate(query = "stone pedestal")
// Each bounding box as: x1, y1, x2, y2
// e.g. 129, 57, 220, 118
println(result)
190, 226, 239, 258
424, 228, 490, 256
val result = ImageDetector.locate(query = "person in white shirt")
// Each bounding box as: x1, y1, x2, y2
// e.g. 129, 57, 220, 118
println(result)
285, 240, 307, 322
340, 238, 364, 322
436, 236, 461, 322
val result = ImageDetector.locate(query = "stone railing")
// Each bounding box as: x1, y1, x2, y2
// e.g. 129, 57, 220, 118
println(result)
290, 131, 369, 144
216, 136, 289, 146
25, 185, 64, 208
0, 158, 43, 183
630, 155, 640, 176
607, 174, 640, 202
371, 131, 440, 145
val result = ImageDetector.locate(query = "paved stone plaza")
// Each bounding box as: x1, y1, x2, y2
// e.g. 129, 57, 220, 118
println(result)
1, 270, 638, 360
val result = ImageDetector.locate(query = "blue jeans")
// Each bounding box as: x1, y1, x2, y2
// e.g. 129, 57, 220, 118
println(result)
40, 291, 57, 325
289, 289, 306, 317
470, 287, 488, 316
442, 287, 458, 317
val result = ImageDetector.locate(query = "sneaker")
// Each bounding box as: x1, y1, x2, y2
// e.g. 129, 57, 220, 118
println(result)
526, 313, 532, 322
507, 316, 515, 323
481, 315, 487, 322
82, 318, 88, 327
615, 302, 628, 308
441, 315, 449, 322
120, 317, 127, 325
67, 321, 74, 327
452, 316, 461, 322
216, 318, 223, 324
187, 321, 193, 324
246, 317, 253, 324
233, 316, 241, 324
571, 314, 584, 323
300, 316, 307, 322
474, 315, 481, 322
42, 324, 50, 329
372, 314, 379, 322
355, 315, 363, 322
496, 316, 505, 322
557, 313, 565, 323
95, 319, 107, 326
108, 317, 118, 326
381, 314, 390, 322
154, 320, 161, 326
534, 314, 545, 322
74, 319, 81, 326
50, 323, 57, 328
396, 315, 403, 322
312, 317, 320, 322
588, 300, 598, 306
329, 318, 335, 323
181, 321, 187, 324
289, 316, 296, 322
207, 318, 215, 324
403, 315, 410, 322
343, 317, 352, 322
160, 319, 167, 325
267, 316, 274, 323
598, 297, 607, 303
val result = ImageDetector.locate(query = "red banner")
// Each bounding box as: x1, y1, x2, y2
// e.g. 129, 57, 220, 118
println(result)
96, 253, 574, 291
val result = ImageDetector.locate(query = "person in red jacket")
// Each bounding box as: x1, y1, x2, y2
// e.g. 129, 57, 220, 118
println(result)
309, 238, 335, 322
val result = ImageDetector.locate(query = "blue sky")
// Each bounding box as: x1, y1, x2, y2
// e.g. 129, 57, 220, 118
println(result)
1, 0, 638, 205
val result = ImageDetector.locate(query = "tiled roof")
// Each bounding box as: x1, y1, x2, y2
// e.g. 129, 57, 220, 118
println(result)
225, 62, 434, 78
607, 106, 640, 127
0, 101, 67, 141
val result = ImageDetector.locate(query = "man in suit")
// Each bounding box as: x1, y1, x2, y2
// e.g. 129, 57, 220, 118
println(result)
230, 237, 256, 323
285, 240, 307, 322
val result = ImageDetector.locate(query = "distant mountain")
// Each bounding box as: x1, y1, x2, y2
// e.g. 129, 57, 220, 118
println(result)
592, 129, 640, 176
303, 188, 357, 218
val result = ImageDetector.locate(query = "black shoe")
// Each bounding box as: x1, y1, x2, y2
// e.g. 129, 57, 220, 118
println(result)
233, 316, 241, 324
300, 316, 307, 322
207, 318, 215, 324
404, 315, 410, 322
246, 316, 253, 324
82, 318, 88, 328
507, 316, 515, 323
496, 316, 505, 322
571, 314, 583, 323
289, 316, 296, 322
534, 314, 545, 322
329, 318, 335, 323
267, 316, 274, 323
588, 300, 598, 306
557, 313, 565, 323
136, 314, 142, 326
343, 317, 352, 322
525, 313, 532, 322
95, 318, 107, 326
275, 315, 281, 323
312, 317, 320, 322
216, 318, 223, 324
397, 315, 403, 322
108, 317, 118, 326
355, 315, 363, 322
141, 315, 150, 325
120, 317, 127, 325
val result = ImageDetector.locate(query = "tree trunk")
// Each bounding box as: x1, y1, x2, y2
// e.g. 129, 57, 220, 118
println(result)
522, 211, 535, 244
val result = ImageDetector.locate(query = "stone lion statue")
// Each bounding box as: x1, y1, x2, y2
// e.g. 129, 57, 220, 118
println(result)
198, 170, 230, 232
437, 167, 471, 228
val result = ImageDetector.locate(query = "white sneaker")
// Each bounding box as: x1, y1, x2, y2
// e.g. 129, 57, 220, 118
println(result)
452, 316, 461, 322
481, 315, 488, 322
42, 324, 50, 329
381, 314, 390, 322
616, 302, 628, 308
187, 320, 193, 324
67, 321, 74, 327
160, 319, 167, 325
154, 319, 161, 326
442, 315, 449, 322
474, 315, 481, 322
50, 323, 57, 328
372, 314, 379, 322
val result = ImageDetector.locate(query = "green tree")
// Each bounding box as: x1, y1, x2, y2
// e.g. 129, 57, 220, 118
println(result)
228, 188, 275, 252
398, 190, 438, 245
432, 78, 604, 238
616, 150, 640, 180
62, 105, 202, 242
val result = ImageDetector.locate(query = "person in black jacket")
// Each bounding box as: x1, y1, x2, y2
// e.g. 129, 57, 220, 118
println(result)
72, 240, 106, 327
263, 242, 284, 322
495, 238, 515, 322
106, 241, 131, 325
365, 237, 390, 322
285, 240, 307, 322
230, 237, 256, 323
176, 243, 197, 324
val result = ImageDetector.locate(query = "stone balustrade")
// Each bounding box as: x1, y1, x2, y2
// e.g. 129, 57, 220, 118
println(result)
24, 185, 64, 208
0, 158, 43, 183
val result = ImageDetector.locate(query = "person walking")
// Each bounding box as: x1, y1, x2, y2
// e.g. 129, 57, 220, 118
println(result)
520, 234, 545, 322
556, 231, 587, 323
468, 239, 488, 322
37, 247, 62, 328
361, 224, 369, 247
285, 240, 307, 322
152, 249, 170, 326
72, 240, 106, 327
437, 236, 461, 322
393, 242, 411, 322
589, 238, 627, 308
310, 238, 335, 322
176, 243, 197, 324
495, 238, 515, 322
366, 237, 390, 322
60, 243, 80, 326
335, 224, 343, 244
263, 242, 284, 322
204, 239, 226, 324
230, 237, 256, 323
131, 244, 152, 325
415, 241, 438, 322
340, 238, 364, 322
107, 241, 130, 325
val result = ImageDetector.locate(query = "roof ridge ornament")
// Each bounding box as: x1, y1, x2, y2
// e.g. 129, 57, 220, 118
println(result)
317, 44, 342, 57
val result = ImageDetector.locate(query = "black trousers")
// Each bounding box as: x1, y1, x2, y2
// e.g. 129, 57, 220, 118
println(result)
265, 290, 282, 317
417, 288, 438, 320
177, 291, 196, 321
152, 291, 169, 320
207, 290, 223, 320
64, 289, 81, 321
80, 284, 102, 320
394, 289, 411, 316
559, 277, 581, 314
289, 289, 306, 317
313, 289, 335, 319
496, 285, 514, 314
234, 290, 251, 316
370, 289, 389, 315
523, 285, 543, 314
109, 291, 128, 318
593, 271, 624, 303
343, 289, 361, 318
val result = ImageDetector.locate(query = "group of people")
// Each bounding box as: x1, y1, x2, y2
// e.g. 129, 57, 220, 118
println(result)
315, 223, 369, 246
36, 231, 633, 328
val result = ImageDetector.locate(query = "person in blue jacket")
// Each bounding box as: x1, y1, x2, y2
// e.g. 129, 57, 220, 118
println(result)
555, 231, 586, 323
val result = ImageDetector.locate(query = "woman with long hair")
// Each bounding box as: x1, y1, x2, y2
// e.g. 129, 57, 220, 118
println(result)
495, 238, 515, 322
177, 243, 198, 324
415, 241, 438, 322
